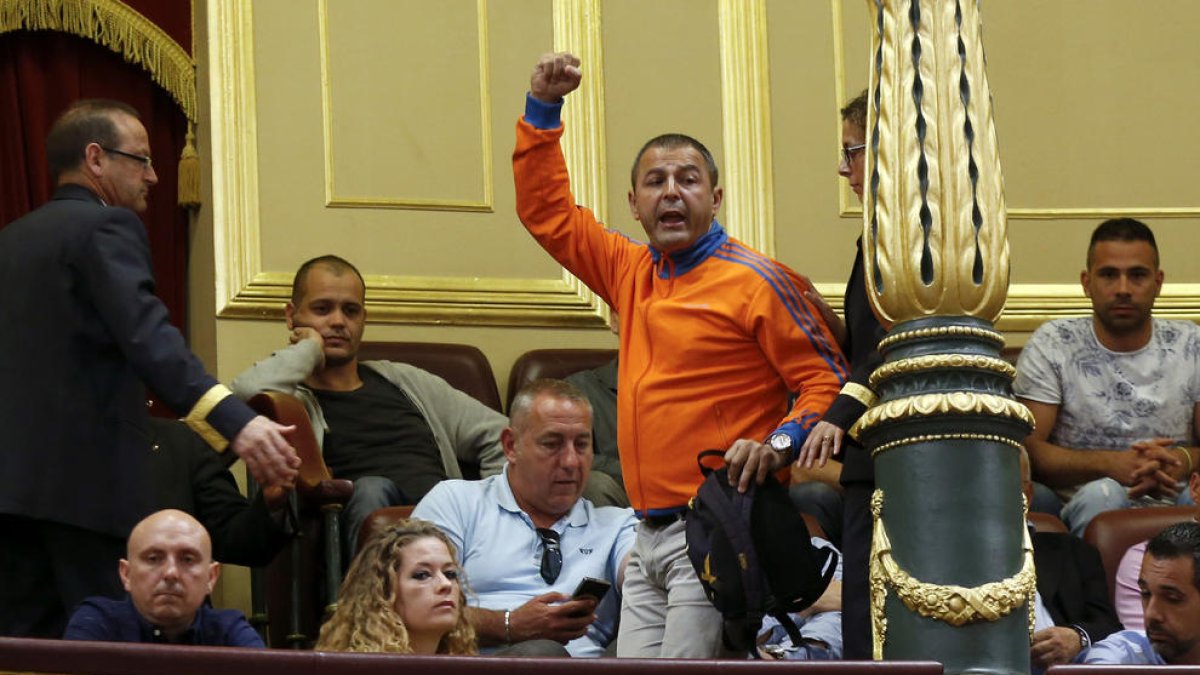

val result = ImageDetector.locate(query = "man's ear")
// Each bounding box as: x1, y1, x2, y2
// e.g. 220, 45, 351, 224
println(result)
206, 562, 221, 594
83, 143, 105, 177
628, 189, 640, 222
118, 559, 132, 592
285, 302, 296, 330
1080, 270, 1091, 298
711, 185, 723, 214
501, 427, 519, 464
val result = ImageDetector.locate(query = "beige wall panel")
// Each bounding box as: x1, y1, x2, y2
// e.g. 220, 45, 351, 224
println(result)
768, 0, 856, 283
812, 0, 1199, 331
830, 0, 1200, 281
322, 0, 489, 207
251, 0, 569, 282
600, 0, 724, 241
985, 1, 1199, 212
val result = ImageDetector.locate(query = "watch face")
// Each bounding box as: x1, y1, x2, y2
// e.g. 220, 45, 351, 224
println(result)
770, 434, 791, 451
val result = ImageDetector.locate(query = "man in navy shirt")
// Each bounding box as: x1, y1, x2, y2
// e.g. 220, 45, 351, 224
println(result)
64, 509, 262, 647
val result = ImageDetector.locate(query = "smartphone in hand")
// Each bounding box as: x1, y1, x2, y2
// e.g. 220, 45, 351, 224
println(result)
571, 576, 612, 602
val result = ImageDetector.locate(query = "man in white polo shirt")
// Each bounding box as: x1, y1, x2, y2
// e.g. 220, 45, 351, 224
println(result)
413, 379, 635, 657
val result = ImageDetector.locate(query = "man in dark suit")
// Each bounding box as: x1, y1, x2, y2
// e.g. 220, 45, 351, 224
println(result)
0, 99, 300, 638
1023, 450, 1122, 671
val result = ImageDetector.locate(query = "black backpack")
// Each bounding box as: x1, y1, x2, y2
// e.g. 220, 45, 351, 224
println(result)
684, 450, 839, 656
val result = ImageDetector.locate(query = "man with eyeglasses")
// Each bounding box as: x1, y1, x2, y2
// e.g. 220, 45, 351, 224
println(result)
0, 99, 299, 638
413, 379, 636, 657
783, 89, 890, 660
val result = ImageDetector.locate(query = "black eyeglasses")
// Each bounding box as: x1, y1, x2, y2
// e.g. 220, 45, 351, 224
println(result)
536, 528, 562, 584
100, 146, 153, 170
840, 143, 866, 166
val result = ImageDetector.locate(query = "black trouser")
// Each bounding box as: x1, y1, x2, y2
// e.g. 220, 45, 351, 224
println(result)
0, 515, 124, 638
840, 480, 874, 659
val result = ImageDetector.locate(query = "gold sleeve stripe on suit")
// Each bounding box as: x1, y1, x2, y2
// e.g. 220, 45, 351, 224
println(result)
842, 382, 878, 408
185, 384, 235, 452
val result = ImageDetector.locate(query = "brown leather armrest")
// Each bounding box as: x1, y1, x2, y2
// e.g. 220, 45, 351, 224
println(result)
301, 478, 354, 505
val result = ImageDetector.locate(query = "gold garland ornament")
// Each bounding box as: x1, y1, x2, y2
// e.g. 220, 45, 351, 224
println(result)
0, 0, 201, 208
869, 489, 1037, 660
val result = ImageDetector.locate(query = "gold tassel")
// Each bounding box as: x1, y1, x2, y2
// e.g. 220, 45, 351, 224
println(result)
177, 123, 201, 209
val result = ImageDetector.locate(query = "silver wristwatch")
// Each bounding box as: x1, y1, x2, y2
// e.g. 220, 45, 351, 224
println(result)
767, 432, 793, 456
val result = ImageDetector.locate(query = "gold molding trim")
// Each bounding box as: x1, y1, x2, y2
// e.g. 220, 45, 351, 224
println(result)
841, 205, 1200, 221
555, 0, 605, 222
1007, 207, 1200, 220
815, 282, 1200, 333
869, 354, 1016, 389
0, 0, 197, 122
1002, 283, 1200, 332
317, 0, 493, 211
870, 432, 1023, 458
870, 489, 1036, 659
208, 0, 261, 310
831, 0, 1200, 220
553, 0, 611, 327
877, 325, 1005, 352
210, 0, 608, 326
718, 0, 773, 255
856, 392, 1035, 435
221, 272, 603, 327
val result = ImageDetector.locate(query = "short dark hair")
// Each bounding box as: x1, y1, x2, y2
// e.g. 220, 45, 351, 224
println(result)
630, 133, 719, 189
509, 379, 592, 432
45, 99, 141, 182
291, 255, 366, 306
1146, 521, 1200, 592
841, 89, 869, 134
1087, 217, 1159, 268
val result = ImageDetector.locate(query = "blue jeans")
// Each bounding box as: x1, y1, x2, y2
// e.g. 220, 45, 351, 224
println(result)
341, 476, 405, 560
1030, 481, 1064, 519
1061, 477, 1196, 537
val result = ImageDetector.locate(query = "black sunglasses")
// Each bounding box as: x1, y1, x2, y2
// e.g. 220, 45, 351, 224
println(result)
536, 528, 562, 584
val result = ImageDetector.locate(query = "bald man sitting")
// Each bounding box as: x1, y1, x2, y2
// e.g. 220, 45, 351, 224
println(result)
63, 510, 263, 647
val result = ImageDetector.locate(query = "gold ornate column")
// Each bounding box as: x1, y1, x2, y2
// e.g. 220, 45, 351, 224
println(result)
857, 1, 1034, 672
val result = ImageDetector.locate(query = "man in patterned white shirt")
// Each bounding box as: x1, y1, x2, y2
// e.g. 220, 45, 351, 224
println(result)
1015, 218, 1200, 536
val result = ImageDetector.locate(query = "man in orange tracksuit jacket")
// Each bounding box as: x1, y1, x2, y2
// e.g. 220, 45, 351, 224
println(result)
513, 52, 848, 658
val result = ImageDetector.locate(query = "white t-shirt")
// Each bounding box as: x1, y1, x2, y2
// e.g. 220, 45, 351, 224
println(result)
1014, 317, 1200, 499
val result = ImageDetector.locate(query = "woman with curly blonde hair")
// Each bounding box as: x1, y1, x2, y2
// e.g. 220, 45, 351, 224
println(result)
316, 519, 476, 655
